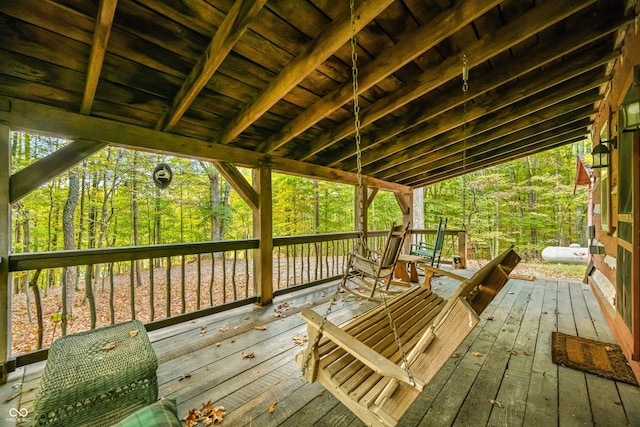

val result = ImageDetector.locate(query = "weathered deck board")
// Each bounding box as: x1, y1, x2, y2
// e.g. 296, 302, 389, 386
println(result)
3, 274, 640, 427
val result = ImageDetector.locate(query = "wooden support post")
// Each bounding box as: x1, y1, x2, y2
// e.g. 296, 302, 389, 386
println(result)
395, 191, 413, 253
0, 125, 10, 384
458, 230, 468, 269
354, 182, 368, 242
253, 167, 273, 306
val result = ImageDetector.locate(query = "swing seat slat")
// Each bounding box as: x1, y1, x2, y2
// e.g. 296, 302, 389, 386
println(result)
298, 246, 521, 427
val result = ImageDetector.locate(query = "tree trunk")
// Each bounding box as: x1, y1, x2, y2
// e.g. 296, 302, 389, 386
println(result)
62, 168, 79, 332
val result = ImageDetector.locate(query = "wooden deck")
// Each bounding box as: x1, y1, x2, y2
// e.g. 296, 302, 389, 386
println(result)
2, 271, 640, 426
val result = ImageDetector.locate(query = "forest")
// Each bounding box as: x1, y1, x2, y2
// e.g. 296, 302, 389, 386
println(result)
10, 132, 590, 263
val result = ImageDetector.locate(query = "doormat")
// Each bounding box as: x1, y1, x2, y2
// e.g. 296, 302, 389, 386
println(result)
551, 332, 638, 386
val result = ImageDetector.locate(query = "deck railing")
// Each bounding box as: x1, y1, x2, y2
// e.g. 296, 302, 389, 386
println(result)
6, 228, 467, 367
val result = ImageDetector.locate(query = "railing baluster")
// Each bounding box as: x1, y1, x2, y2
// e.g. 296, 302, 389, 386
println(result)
210, 253, 215, 306
149, 258, 155, 321
196, 254, 201, 311
232, 250, 238, 301
30, 270, 44, 349
222, 252, 227, 304
244, 249, 249, 297
286, 245, 290, 288
129, 261, 135, 321
109, 263, 115, 325
181, 256, 186, 314
166, 256, 171, 318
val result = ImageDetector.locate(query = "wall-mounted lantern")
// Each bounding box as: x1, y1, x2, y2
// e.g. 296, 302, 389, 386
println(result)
590, 137, 617, 169
620, 101, 640, 132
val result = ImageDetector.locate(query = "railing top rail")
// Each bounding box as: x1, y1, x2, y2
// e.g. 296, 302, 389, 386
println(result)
9, 239, 259, 272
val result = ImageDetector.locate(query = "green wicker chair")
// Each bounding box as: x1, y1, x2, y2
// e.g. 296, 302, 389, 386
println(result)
33, 320, 158, 427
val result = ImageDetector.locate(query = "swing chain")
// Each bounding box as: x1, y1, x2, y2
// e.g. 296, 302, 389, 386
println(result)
462, 54, 469, 230
381, 290, 415, 386
350, 0, 366, 249
302, 0, 363, 377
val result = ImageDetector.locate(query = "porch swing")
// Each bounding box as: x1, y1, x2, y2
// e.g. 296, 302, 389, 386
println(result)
296, 6, 521, 425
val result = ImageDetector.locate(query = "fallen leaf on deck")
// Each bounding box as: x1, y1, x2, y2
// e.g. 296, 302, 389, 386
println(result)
219, 325, 229, 332
269, 401, 277, 413
200, 326, 207, 335
523, 350, 531, 356
486, 316, 494, 321
128, 330, 138, 337
490, 399, 504, 408
508, 349, 518, 355
293, 336, 308, 346
183, 408, 201, 427
541, 310, 548, 314
179, 372, 192, 381
318, 391, 324, 397
101, 342, 116, 351
242, 352, 255, 359
451, 353, 461, 358
255, 325, 267, 331
605, 345, 614, 352
554, 309, 559, 314
472, 352, 482, 357
216, 342, 221, 347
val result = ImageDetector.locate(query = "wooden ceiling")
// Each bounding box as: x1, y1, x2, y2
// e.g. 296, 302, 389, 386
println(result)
0, 0, 637, 191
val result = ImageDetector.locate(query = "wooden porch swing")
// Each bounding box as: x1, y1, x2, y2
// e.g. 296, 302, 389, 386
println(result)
296, 9, 522, 424
297, 246, 521, 426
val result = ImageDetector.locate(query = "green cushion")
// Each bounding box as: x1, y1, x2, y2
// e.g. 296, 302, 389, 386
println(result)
113, 398, 181, 427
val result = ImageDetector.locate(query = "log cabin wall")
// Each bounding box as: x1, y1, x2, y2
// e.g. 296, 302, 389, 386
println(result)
588, 4, 640, 381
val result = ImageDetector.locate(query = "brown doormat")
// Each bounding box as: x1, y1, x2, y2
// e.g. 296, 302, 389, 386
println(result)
551, 332, 638, 386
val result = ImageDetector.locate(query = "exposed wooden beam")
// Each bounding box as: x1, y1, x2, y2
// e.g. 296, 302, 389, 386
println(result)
258, 0, 503, 153
403, 117, 591, 185
215, 0, 395, 145
0, 97, 408, 193
80, 0, 118, 115
157, 0, 267, 131
329, 15, 628, 169
394, 192, 410, 215
10, 139, 107, 203
385, 98, 598, 183
295, 0, 598, 161
372, 73, 607, 179
213, 161, 258, 210
367, 188, 378, 207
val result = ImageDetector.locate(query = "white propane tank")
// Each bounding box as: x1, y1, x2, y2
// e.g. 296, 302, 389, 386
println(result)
541, 244, 588, 264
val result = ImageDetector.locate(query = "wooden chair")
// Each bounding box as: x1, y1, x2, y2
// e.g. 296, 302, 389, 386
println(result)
297, 246, 521, 427
410, 217, 447, 267
339, 222, 409, 300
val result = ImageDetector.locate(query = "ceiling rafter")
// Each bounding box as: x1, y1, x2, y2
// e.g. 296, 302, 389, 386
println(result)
294, 0, 598, 162
80, 0, 118, 115
214, 0, 395, 146
156, 0, 267, 131
257, 0, 503, 154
